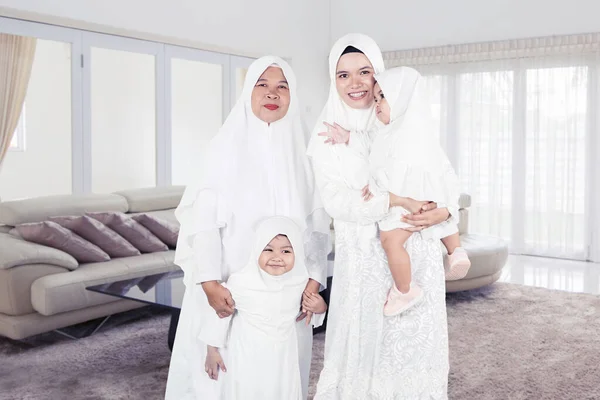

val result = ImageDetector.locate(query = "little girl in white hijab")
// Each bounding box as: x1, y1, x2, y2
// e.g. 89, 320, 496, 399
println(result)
196, 216, 327, 400
322, 66, 470, 316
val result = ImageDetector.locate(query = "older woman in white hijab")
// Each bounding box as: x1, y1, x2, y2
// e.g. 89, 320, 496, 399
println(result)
308, 34, 453, 399
165, 56, 330, 400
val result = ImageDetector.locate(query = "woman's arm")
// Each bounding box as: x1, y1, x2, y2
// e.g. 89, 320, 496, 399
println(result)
189, 190, 234, 317
311, 146, 391, 224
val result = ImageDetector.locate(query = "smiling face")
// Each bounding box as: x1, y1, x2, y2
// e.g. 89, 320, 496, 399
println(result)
374, 82, 391, 124
335, 52, 376, 109
258, 234, 295, 276
250, 66, 291, 124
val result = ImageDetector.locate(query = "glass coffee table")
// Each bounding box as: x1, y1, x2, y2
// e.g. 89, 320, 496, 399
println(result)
87, 265, 334, 350
87, 270, 185, 351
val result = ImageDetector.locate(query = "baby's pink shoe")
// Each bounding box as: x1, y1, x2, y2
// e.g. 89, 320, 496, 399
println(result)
445, 247, 471, 281
383, 284, 424, 317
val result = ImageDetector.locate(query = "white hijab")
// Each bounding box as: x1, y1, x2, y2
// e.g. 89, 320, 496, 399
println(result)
307, 33, 385, 157
175, 56, 325, 286
371, 67, 438, 161
226, 216, 308, 340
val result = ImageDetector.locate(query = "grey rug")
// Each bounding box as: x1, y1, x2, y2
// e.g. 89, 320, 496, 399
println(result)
1, 283, 599, 400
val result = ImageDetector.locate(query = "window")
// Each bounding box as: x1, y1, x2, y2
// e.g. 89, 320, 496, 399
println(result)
421, 62, 593, 259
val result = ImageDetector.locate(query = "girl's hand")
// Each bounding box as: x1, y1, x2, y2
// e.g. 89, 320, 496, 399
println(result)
302, 291, 327, 317
318, 122, 350, 145
205, 346, 227, 380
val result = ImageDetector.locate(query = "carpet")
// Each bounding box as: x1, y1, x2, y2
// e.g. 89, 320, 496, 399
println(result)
1, 283, 599, 400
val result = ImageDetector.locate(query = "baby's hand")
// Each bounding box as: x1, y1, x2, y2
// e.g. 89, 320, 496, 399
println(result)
302, 292, 327, 315
318, 122, 350, 145
205, 345, 227, 380
403, 198, 431, 214
362, 185, 373, 201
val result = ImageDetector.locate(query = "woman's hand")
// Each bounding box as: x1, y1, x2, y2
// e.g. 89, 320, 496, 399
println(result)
318, 122, 350, 145
205, 345, 226, 380
296, 279, 321, 324
201, 281, 235, 318
401, 204, 449, 232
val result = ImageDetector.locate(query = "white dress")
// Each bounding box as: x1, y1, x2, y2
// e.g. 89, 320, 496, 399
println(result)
312, 146, 451, 399
193, 217, 325, 400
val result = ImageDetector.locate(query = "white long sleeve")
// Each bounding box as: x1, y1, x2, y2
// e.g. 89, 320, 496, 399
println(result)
311, 311, 326, 328
304, 209, 330, 290
197, 305, 232, 348
191, 190, 223, 284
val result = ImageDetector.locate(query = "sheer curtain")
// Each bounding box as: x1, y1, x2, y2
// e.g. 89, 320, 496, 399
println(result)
384, 34, 600, 262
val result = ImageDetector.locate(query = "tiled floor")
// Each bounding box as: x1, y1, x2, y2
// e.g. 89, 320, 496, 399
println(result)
498, 254, 600, 295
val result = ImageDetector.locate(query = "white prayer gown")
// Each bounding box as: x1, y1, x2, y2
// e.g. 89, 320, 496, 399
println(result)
307, 34, 451, 399
165, 56, 330, 400
194, 217, 325, 400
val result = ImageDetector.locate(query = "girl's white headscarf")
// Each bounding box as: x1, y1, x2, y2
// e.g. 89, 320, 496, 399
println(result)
307, 33, 385, 157
226, 216, 308, 339
373, 66, 438, 158
174, 56, 326, 286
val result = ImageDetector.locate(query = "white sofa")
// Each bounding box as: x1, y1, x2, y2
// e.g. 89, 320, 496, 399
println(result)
0, 187, 183, 340
0, 188, 506, 340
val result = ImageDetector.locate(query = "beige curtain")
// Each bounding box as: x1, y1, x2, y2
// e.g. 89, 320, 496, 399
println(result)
0, 33, 36, 167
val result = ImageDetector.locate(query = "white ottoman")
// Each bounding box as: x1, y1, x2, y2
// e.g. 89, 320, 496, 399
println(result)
445, 233, 508, 292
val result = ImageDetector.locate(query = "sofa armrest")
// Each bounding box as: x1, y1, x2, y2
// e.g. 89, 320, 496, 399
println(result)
0, 233, 79, 270
0, 263, 68, 316
458, 193, 471, 235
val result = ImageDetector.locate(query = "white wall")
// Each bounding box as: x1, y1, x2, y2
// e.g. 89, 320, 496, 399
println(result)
330, 0, 600, 51
0, 39, 72, 201
0, 0, 331, 125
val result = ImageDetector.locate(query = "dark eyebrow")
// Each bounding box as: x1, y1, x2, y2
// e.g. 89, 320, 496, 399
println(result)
336, 66, 372, 75
256, 78, 289, 85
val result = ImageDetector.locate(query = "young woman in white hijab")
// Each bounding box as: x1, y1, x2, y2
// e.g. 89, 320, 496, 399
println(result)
165, 56, 330, 400
321, 67, 471, 316
196, 216, 326, 399
308, 34, 453, 399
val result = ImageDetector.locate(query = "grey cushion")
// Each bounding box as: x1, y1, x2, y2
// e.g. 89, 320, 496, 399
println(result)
49, 215, 141, 258
15, 221, 110, 264
0, 232, 79, 270
141, 209, 178, 226
131, 213, 179, 247
0, 193, 128, 226
114, 186, 185, 213
87, 212, 168, 253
